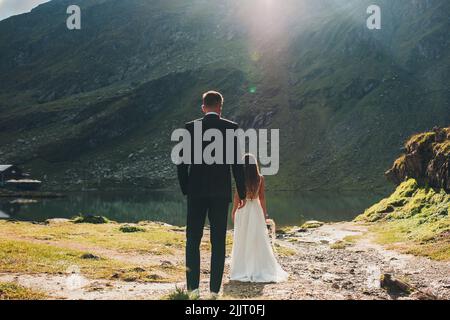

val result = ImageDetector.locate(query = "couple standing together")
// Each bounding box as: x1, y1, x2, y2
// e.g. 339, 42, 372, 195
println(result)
177, 91, 288, 299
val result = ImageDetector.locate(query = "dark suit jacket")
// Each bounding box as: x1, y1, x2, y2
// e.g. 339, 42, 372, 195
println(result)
177, 113, 246, 202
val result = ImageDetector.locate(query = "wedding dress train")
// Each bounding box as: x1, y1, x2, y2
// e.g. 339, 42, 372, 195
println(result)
230, 199, 288, 283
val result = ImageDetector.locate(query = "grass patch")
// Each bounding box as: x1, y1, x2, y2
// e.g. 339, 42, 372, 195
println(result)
276, 226, 296, 235
342, 235, 362, 243
356, 179, 450, 260
119, 225, 146, 233
0, 238, 183, 282
0, 220, 186, 282
0, 238, 127, 278
330, 235, 363, 249
330, 241, 349, 250
274, 243, 296, 256
112, 266, 174, 283
370, 218, 450, 261
0, 282, 48, 300
301, 221, 324, 229
0, 220, 185, 254
164, 286, 195, 300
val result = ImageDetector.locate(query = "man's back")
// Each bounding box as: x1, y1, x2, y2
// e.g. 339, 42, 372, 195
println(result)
178, 113, 246, 202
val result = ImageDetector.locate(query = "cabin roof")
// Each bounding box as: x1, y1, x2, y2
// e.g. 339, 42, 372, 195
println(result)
0, 165, 14, 172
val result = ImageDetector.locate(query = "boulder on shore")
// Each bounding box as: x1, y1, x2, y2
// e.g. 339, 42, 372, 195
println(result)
385, 126, 450, 191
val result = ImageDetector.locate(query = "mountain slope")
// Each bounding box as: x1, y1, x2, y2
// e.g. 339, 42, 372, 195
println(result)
0, 0, 449, 191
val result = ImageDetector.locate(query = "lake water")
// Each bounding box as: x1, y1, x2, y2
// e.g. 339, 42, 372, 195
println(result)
0, 190, 387, 227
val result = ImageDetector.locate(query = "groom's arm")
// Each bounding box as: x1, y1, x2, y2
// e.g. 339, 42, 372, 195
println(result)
177, 123, 190, 196
231, 125, 246, 200
177, 162, 189, 196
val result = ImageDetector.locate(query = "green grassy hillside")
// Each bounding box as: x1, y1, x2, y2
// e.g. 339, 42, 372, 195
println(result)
0, 0, 449, 190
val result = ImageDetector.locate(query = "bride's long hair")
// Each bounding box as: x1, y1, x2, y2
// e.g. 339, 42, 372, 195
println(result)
243, 153, 261, 199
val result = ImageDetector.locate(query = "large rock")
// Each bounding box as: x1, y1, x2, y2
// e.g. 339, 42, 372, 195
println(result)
385, 127, 450, 191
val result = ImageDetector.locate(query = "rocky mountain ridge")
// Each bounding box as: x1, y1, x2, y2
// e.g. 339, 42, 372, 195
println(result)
0, 0, 449, 191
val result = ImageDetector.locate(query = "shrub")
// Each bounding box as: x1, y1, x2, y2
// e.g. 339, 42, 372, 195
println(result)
72, 214, 110, 224
119, 225, 146, 233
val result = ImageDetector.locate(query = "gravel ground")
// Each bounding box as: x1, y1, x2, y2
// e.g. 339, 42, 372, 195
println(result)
1, 222, 448, 300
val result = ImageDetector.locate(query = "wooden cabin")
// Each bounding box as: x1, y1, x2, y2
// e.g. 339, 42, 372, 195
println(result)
0, 165, 23, 187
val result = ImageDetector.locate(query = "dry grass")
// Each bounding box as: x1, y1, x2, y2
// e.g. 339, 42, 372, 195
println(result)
0, 282, 48, 300
0, 220, 185, 255
0, 220, 187, 282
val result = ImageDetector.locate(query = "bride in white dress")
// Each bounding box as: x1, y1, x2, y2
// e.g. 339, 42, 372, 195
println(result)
230, 154, 288, 283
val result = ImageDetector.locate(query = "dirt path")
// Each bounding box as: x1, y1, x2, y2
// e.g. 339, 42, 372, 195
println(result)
271, 223, 450, 300
1, 222, 449, 300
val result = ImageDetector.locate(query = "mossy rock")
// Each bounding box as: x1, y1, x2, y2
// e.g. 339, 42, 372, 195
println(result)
275, 226, 297, 234
147, 273, 164, 281
406, 132, 436, 152
433, 140, 450, 156
357, 178, 449, 232
394, 179, 419, 198
81, 253, 101, 260
119, 225, 146, 233
388, 198, 408, 207
330, 241, 349, 250
378, 205, 395, 214
356, 179, 439, 222
131, 267, 146, 272
301, 220, 324, 229
73, 215, 110, 224
380, 274, 414, 296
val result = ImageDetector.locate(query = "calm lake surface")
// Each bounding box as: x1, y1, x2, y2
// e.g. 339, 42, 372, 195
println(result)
0, 190, 387, 227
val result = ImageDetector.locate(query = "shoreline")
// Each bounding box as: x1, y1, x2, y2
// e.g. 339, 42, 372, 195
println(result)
0, 218, 448, 300
0, 190, 65, 199
0, 187, 391, 200
15, 184, 394, 194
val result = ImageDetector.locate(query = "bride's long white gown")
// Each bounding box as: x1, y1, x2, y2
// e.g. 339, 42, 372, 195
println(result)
230, 198, 288, 283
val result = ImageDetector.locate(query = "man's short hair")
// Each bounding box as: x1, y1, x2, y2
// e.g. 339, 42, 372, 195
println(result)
202, 91, 224, 107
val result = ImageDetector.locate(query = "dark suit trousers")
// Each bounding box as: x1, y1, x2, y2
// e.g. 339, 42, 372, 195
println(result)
186, 196, 229, 293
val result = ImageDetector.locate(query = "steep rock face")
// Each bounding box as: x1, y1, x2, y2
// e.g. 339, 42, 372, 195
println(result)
0, 0, 449, 190
385, 127, 450, 191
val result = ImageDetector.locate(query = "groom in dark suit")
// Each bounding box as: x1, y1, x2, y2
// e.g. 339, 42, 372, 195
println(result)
177, 91, 246, 297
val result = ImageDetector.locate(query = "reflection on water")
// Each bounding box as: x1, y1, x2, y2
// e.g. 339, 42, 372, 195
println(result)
0, 190, 387, 227
0, 210, 10, 219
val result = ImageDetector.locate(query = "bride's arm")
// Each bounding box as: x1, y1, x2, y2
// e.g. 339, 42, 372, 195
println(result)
259, 176, 269, 220
231, 191, 239, 223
